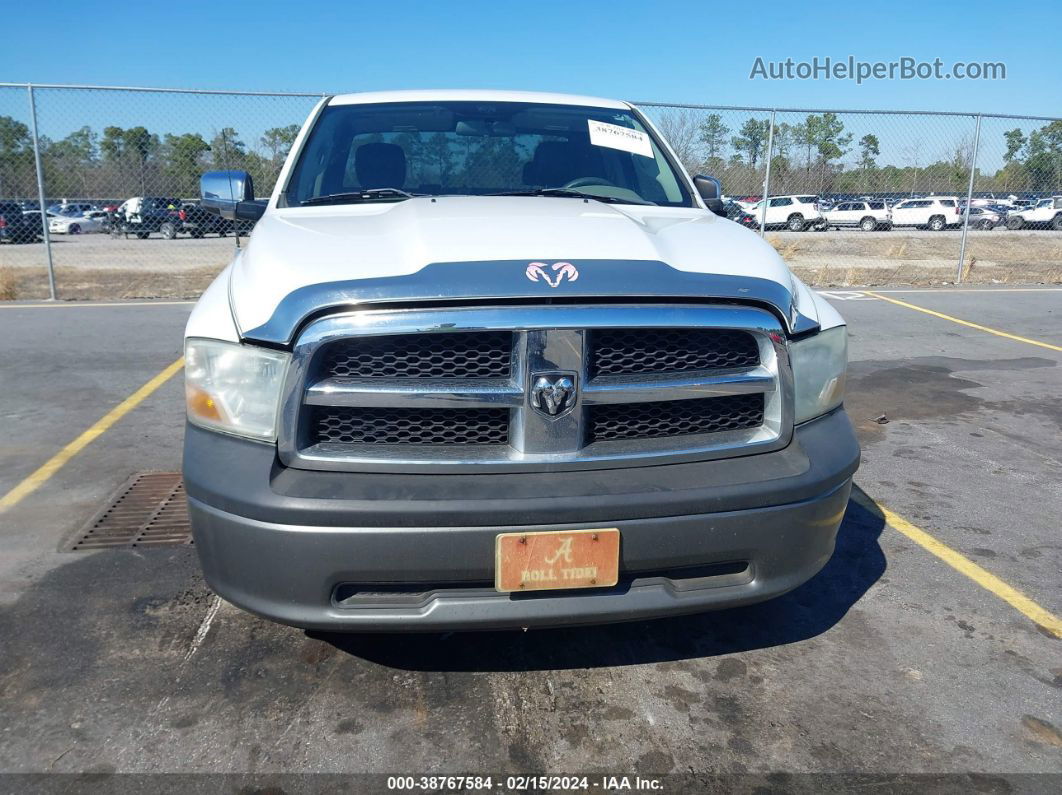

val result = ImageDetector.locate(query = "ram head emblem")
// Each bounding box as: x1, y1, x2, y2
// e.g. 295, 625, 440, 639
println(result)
530, 374, 577, 418
525, 261, 579, 288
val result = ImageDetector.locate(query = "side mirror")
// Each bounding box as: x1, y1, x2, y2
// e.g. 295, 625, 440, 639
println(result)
693, 175, 726, 217
200, 170, 266, 222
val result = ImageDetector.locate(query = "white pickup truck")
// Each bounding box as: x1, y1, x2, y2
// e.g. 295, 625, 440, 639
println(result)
183, 90, 858, 631
1006, 197, 1062, 230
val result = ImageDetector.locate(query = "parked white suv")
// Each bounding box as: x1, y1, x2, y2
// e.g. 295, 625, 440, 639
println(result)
1006, 197, 1062, 230
890, 196, 961, 231
747, 195, 824, 231
823, 200, 892, 231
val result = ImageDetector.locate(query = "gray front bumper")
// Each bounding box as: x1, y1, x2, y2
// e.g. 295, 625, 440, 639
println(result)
184, 409, 859, 631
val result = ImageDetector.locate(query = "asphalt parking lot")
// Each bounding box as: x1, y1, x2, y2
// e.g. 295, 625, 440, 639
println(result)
0, 287, 1060, 787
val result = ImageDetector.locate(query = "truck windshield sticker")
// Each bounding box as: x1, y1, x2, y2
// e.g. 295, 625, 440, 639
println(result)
587, 120, 653, 158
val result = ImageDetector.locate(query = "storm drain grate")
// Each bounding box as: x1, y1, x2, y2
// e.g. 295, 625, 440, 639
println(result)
67, 472, 192, 551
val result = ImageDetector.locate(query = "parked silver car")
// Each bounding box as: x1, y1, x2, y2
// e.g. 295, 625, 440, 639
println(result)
964, 207, 1003, 230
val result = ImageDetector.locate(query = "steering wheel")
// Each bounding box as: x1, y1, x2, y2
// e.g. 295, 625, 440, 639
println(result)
561, 176, 616, 189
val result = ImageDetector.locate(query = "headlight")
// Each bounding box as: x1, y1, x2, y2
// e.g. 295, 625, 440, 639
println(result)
790, 326, 847, 424
184, 338, 290, 441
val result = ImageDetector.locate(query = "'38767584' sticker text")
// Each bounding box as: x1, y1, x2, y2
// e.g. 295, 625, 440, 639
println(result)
587, 119, 654, 158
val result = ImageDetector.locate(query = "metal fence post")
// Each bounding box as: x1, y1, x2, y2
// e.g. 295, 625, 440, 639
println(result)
758, 110, 776, 237
26, 84, 57, 301
956, 113, 982, 284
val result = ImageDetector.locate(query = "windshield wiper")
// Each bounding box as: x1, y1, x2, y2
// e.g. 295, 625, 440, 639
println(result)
301, 188, 421, 206
490, 188, 655, 206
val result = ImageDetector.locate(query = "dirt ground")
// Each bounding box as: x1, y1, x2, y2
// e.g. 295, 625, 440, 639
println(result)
771, 229, 1062, 286
0, 265, 221, 301
1, 227, 1060, 301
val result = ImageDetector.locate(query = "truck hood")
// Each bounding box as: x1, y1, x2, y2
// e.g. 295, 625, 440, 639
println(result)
229, 196, 817, 344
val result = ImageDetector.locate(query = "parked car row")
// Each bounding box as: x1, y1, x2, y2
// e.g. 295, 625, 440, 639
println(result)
110, 197, 256, 239
728, 193, 1062, 232
3, 191, 1059, 244
0, 197, 258, 243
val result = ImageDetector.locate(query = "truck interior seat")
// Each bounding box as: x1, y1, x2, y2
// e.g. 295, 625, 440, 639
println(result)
355, 142, 407, 189
523, 140, 607, 187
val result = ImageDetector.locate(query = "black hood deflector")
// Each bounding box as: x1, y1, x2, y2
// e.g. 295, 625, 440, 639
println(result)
240, 259, 818, 346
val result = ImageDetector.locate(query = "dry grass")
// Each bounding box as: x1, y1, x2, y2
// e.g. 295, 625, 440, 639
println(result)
0, 248, 1059, 304
766, 230, 1062, 264
791, 261, 1062, 288
770, 230, 1062, 287
0, 265, 222, 302
0, 267, 16, 301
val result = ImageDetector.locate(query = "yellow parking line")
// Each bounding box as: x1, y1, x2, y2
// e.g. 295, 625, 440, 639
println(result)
0, 301, 194, 309
852, 489, 1062, 639
863, 291, 1062, 352
872, 288, 1062, 294
0, 357, 185, 514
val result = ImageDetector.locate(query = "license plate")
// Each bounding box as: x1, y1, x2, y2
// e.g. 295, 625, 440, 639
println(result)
495, 528, 620, 593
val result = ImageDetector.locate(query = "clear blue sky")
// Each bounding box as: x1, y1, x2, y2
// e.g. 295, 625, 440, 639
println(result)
3, 1, 1059, 117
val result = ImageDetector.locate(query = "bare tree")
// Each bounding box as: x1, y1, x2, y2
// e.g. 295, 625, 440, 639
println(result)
901, 141, 923, 196
653, 108, 704, 175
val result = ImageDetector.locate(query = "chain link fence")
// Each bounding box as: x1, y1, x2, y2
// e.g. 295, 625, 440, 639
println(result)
0, 84, 323, 300
1, 84, 1060, 301
640, 102, 1062, 287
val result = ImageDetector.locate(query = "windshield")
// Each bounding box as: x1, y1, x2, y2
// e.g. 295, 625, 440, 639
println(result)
282, 100, 692, 208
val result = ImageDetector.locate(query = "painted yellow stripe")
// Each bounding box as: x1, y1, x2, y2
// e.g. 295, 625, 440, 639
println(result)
0, 357, 185, 513
872, 288, 1062, 294
0, 301, 194, 309
863, 291, 1062, 353
852, 489, 1062, 639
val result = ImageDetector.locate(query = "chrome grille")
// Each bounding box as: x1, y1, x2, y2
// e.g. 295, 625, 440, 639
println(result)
321, 331, 512, 378
588, 328, 759, 377
589, 394, 764, 442
313, 406, 509, 446
280, 304, 792, 473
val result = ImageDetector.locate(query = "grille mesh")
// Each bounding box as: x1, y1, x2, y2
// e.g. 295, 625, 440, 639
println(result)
313, 406, 509, 446
589, 394, 764, 442
321, 331, 512, 379
588, 328, 759, 377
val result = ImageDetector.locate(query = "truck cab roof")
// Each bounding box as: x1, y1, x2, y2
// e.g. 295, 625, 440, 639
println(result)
326, 89, 631, 110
